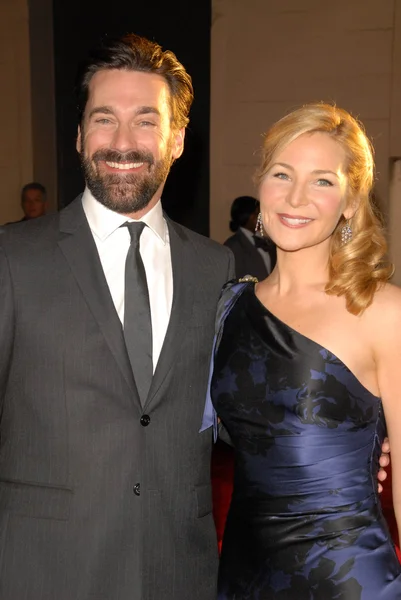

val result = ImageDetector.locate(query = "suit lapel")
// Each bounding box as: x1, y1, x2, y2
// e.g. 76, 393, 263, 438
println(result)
144, 217, 192, 408
57, 198, 141, 408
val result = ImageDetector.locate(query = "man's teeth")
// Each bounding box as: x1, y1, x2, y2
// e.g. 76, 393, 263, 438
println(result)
281, 216, 312, 225
105, 161, 144, 170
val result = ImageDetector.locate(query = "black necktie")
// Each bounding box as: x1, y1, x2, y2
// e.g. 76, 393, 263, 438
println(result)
123, 221, 153, 404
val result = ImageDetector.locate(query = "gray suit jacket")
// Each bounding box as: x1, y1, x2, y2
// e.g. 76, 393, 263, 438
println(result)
0, 197, 234, 600
224, 229, 276, 280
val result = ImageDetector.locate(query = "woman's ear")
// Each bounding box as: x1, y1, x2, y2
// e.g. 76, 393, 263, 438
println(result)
343, 195, 360, 220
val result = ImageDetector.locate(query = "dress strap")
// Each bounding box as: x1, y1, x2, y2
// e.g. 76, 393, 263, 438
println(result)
200, 278, 255, 441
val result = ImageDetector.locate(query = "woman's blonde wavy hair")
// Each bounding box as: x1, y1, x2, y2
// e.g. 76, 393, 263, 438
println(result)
255, 102, 393, 316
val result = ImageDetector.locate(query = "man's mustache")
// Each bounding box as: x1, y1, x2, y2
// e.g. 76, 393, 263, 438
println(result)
91, 149, 155, 166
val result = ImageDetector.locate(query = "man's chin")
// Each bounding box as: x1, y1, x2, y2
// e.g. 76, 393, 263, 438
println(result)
106, 186, 146, 204
94, 188, 154, 215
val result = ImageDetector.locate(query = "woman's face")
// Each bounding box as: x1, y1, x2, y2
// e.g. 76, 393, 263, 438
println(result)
259, 132, 355, 253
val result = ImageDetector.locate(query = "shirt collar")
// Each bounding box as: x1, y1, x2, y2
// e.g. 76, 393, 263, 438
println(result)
82, 187, 167, 244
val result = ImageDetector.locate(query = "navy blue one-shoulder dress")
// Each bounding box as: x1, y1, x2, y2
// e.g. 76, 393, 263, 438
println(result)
210, 282, 401, 599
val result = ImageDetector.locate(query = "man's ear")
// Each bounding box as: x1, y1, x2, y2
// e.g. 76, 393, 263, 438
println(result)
76, 125, 82, 154
171, 128, 185, 160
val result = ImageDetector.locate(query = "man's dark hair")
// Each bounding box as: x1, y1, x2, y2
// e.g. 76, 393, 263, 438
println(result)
21, 182, 47, 203
75, 33, 194, 130
229, 196, 259, 232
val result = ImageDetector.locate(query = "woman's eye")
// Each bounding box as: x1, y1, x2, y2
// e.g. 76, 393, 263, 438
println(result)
316, 178, 333, 187
273, 172, 289, 180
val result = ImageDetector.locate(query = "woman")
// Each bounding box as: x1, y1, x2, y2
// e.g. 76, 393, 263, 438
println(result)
209, 103, 401, 598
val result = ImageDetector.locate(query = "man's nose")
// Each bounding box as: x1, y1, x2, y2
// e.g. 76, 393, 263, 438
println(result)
110, 124, 138, 153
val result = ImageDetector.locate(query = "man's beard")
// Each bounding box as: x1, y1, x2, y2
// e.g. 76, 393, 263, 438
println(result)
79, 142, 173, 214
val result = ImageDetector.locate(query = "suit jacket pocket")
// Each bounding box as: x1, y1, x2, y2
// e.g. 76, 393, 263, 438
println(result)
0, 479, 72, 521
195, 483, 213, 518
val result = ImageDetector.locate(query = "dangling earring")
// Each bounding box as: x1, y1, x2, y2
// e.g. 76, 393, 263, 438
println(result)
255, 212, 264, 237
341, 220, 352, 244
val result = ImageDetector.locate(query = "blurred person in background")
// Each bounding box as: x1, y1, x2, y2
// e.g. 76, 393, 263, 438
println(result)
20, 182, 47, 220
224, 195, 276, 279
5, 182, 47, 225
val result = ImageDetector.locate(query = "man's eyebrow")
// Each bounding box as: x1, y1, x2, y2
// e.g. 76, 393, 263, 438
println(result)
134, 106, 161, 117
87, 106, 161, 119
87, 106, 114, 119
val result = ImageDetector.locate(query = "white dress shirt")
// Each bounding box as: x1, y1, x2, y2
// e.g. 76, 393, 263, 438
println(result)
239, 227, 272, 273
82, 187, 173, 371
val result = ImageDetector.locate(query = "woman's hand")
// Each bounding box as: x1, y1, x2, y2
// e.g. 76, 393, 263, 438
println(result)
378, 437, 390, 494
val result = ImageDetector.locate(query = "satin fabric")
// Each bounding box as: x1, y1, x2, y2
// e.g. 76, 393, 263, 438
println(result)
211, 283, 401, 599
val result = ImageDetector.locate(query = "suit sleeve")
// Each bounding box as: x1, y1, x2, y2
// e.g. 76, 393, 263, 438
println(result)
0, 244, 15, 412
217, 257, 234, 446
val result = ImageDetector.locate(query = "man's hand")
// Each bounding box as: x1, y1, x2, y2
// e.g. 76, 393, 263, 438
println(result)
378, 437, 390, 494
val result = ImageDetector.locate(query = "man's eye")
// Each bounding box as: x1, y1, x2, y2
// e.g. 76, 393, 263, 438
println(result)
95, 118, 111, 124
139, 121, 155, 127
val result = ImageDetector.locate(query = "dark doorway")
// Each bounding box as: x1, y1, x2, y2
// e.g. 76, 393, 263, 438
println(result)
52, 1, 211, 234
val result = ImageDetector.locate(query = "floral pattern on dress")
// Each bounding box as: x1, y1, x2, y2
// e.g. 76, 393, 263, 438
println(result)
211, 283, 401, 600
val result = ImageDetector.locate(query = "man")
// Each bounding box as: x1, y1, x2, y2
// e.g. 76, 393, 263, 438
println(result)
0, 34, 233, 600
224, 195, 276, 280
20, 182, 47, 219
5, 181, 47, 224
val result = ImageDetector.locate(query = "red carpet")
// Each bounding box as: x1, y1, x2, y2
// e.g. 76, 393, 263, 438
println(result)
211, 440, 400, 559
211, 441, 234, 553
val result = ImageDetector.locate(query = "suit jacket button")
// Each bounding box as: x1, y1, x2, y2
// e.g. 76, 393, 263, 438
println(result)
140, 414, 151, 427
133, 483, 140, 496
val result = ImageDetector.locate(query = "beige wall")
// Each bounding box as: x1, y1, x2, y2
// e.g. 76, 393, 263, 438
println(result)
0, 0, 56, 225
0, 0, 33, 223
210, 0, 401, 278
389, 2, 401, 285
28, 0, 57, 216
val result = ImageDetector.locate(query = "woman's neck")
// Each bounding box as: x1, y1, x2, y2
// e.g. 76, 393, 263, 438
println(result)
268, 241, 331, 295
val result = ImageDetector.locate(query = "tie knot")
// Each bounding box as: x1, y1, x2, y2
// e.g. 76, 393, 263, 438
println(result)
125, 221, 146, 245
